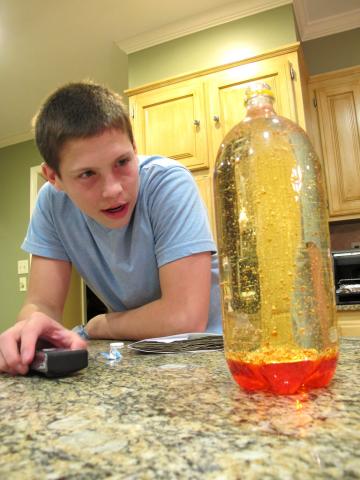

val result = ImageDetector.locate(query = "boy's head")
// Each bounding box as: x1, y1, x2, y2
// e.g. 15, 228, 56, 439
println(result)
34, 81, 134, 176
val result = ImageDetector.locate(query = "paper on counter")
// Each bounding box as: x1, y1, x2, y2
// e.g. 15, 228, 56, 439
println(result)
127, 332, 223, 353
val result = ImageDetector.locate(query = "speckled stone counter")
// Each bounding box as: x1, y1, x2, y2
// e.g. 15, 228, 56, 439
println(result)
1, 338, 359, 480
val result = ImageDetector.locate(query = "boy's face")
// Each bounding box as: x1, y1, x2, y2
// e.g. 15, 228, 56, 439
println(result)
43, 128, 139, 229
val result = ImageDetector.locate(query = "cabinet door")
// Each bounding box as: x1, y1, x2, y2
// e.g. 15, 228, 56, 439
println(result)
130, 79, 209, 171
192, 171, 215, 234
206, 55, 300, 163
315, 81, 360, 218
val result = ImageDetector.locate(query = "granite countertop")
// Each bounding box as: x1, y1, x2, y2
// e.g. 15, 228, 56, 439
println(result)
1, 338, 359, 480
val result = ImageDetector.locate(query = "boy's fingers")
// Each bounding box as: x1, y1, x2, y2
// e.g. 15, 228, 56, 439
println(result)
20, 317, 87, 364
19, 320, 48, 364
68, 333, 88, 350
0, 316, 86, 375
0, 350, 12, 374
47, 328, 88, 350
0, 330, 28, 374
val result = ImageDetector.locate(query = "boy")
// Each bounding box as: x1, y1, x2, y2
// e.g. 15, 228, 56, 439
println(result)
0, 81, 221, 375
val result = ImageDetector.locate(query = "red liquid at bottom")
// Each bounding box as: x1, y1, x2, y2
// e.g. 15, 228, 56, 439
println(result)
227, 353, 338, 395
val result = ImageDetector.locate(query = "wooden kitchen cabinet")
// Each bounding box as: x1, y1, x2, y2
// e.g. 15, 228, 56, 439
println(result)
126, 43, 309, 235
309, 66, 360, 220
130, 78, 209, 172
205, 51, 309, 162
337, 309, 360, 336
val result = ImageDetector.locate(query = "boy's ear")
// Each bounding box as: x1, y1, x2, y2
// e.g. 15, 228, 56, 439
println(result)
41, 163, 63, 191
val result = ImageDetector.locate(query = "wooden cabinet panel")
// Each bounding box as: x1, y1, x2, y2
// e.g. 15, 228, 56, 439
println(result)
337, 309, 360, 336
193, 172, 215, 233
310, 72, 360, 219
130, 80, 208, 171
206, 58, 292, 162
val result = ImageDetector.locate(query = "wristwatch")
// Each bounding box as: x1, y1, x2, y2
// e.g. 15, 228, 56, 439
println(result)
72, 324, 91, 340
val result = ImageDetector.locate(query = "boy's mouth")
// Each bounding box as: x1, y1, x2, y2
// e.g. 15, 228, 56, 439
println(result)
101, 203, 129, 219
103, 204, 126, 213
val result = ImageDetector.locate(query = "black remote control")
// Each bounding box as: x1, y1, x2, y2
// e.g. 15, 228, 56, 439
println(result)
30, 348, 88, 377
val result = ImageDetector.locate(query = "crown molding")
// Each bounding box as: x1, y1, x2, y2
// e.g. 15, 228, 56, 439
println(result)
125, 42, 300, 96
293, 0, 360, 41
116, 0, 291, 54
0, 131, 34, 149
309, 64, 360, 85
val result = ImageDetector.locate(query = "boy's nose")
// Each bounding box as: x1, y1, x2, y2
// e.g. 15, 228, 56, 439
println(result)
102, 174, 123, 198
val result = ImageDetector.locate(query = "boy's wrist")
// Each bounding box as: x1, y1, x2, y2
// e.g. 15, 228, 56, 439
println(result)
86, 313, 117, 339
86, 314, 107, 338
72, 324, 91, 340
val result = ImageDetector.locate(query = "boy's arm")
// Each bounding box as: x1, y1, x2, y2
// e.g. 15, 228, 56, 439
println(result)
18, 255, 72, 322
0, 255, 87, 375
86, 251, 212, 340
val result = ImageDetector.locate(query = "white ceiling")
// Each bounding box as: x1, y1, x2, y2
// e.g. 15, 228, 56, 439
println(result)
293, 0, 360, 41
1, 0, 359, 149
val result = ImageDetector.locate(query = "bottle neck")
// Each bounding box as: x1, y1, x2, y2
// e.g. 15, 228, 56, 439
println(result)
245, 95, 276, 118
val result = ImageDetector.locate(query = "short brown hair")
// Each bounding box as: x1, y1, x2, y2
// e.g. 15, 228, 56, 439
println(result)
33, 81, 134, 176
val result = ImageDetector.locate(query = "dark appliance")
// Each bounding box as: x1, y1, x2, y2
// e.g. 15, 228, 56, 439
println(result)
332, 250, 360, 305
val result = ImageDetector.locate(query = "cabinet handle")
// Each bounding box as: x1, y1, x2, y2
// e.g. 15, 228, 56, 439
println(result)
289, 64, 296, 80
213, 115, 220, 123
193, 119, 200, 126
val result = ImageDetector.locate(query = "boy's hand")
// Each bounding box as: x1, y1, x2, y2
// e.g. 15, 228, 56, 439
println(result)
0, 312, 87, 375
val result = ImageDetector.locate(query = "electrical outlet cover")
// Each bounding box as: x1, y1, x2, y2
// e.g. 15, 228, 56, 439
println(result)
17, 259, 29, 274
19, 276, 27, 292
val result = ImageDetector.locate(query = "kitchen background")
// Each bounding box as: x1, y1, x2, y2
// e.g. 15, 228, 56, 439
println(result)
1, 0, 360, 332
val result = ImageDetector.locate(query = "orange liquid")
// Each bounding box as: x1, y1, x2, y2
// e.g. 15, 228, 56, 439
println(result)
227, 353, 338, 395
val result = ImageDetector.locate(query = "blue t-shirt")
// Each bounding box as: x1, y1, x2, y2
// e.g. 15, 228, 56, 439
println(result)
22, 155, 222, 333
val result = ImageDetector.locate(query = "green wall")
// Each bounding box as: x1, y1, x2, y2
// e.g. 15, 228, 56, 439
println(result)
129, 8, 360, 86
0, 140, 42, 332
128, 5, 297, 87
303, 28, 360, 75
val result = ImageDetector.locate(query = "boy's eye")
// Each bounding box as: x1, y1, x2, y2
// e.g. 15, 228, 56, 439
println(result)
79, 170, 94, 179
117, 157, 129, 167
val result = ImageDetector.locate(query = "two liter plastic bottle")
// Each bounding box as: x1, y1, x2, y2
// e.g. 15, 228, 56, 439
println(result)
214, 83, 338, 395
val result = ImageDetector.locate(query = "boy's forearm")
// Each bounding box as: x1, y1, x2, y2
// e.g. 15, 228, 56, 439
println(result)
86, 297, 207, 340
16, 256, 72, 326
86, 254, 212, 340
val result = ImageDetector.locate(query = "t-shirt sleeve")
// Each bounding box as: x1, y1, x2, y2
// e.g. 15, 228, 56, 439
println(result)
146, 165, 217, 267
21, 183, 70, 261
